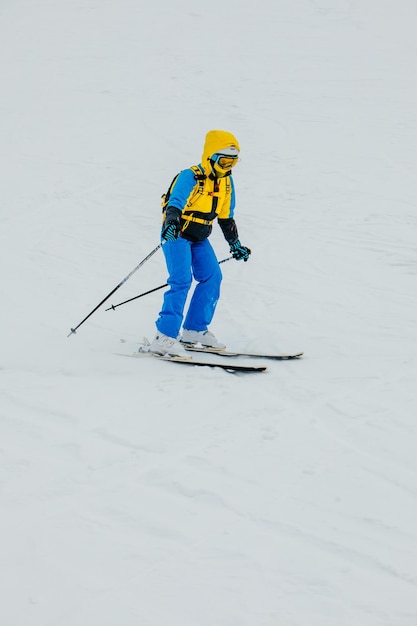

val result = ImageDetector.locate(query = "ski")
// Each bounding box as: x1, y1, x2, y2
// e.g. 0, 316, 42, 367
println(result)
120, 349, 267, 373
183, 345, 304, 360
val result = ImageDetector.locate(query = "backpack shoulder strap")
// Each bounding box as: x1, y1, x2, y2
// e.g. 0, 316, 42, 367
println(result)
224, 175, 231, 195
190, 165, 206, 195
162, 165, 207, 211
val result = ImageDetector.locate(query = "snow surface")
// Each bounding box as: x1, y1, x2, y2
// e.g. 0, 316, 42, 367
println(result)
1, 1, 417, 624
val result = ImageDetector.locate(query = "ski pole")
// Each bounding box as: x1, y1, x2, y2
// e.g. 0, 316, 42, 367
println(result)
67, 242, 164, 337
105, 255, 234, 312
105, 283, 168, 311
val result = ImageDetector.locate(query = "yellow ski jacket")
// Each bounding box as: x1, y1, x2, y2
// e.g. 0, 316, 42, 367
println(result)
164, 130, 241, 242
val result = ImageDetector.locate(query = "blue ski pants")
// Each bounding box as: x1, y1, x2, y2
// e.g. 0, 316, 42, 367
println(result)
155, 237, 222, 339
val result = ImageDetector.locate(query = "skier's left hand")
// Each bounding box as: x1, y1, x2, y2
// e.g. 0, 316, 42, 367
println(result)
230, 240, 251, 262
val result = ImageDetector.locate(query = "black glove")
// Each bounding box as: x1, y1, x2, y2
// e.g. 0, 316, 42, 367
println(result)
162, 219, 180, 241
162, 206, 181, 241
230, 240, 251, 262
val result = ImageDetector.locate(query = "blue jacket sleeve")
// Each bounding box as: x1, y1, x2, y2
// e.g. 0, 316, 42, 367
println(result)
167, 169, 197, 211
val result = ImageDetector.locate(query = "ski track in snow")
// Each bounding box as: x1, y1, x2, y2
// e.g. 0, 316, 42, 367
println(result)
1, 1, 417, 625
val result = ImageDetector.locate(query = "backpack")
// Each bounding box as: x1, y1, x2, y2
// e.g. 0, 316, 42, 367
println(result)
161, 165, 206, 213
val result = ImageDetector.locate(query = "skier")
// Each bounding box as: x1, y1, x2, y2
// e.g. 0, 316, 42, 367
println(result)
149, 129, 251, 357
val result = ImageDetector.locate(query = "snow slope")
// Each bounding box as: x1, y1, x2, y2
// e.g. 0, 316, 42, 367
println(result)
1, 1, 417, 624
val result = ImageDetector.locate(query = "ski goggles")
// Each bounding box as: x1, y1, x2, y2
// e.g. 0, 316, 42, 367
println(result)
211, 153, 239, 169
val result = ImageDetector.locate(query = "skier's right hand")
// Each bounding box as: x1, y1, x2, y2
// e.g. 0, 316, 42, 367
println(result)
162, 219, 180, 241
162, 206, 181, 241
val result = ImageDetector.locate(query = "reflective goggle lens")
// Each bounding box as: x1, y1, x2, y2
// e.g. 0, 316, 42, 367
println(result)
218, 156, 238, 168
212, 153, 239, 169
